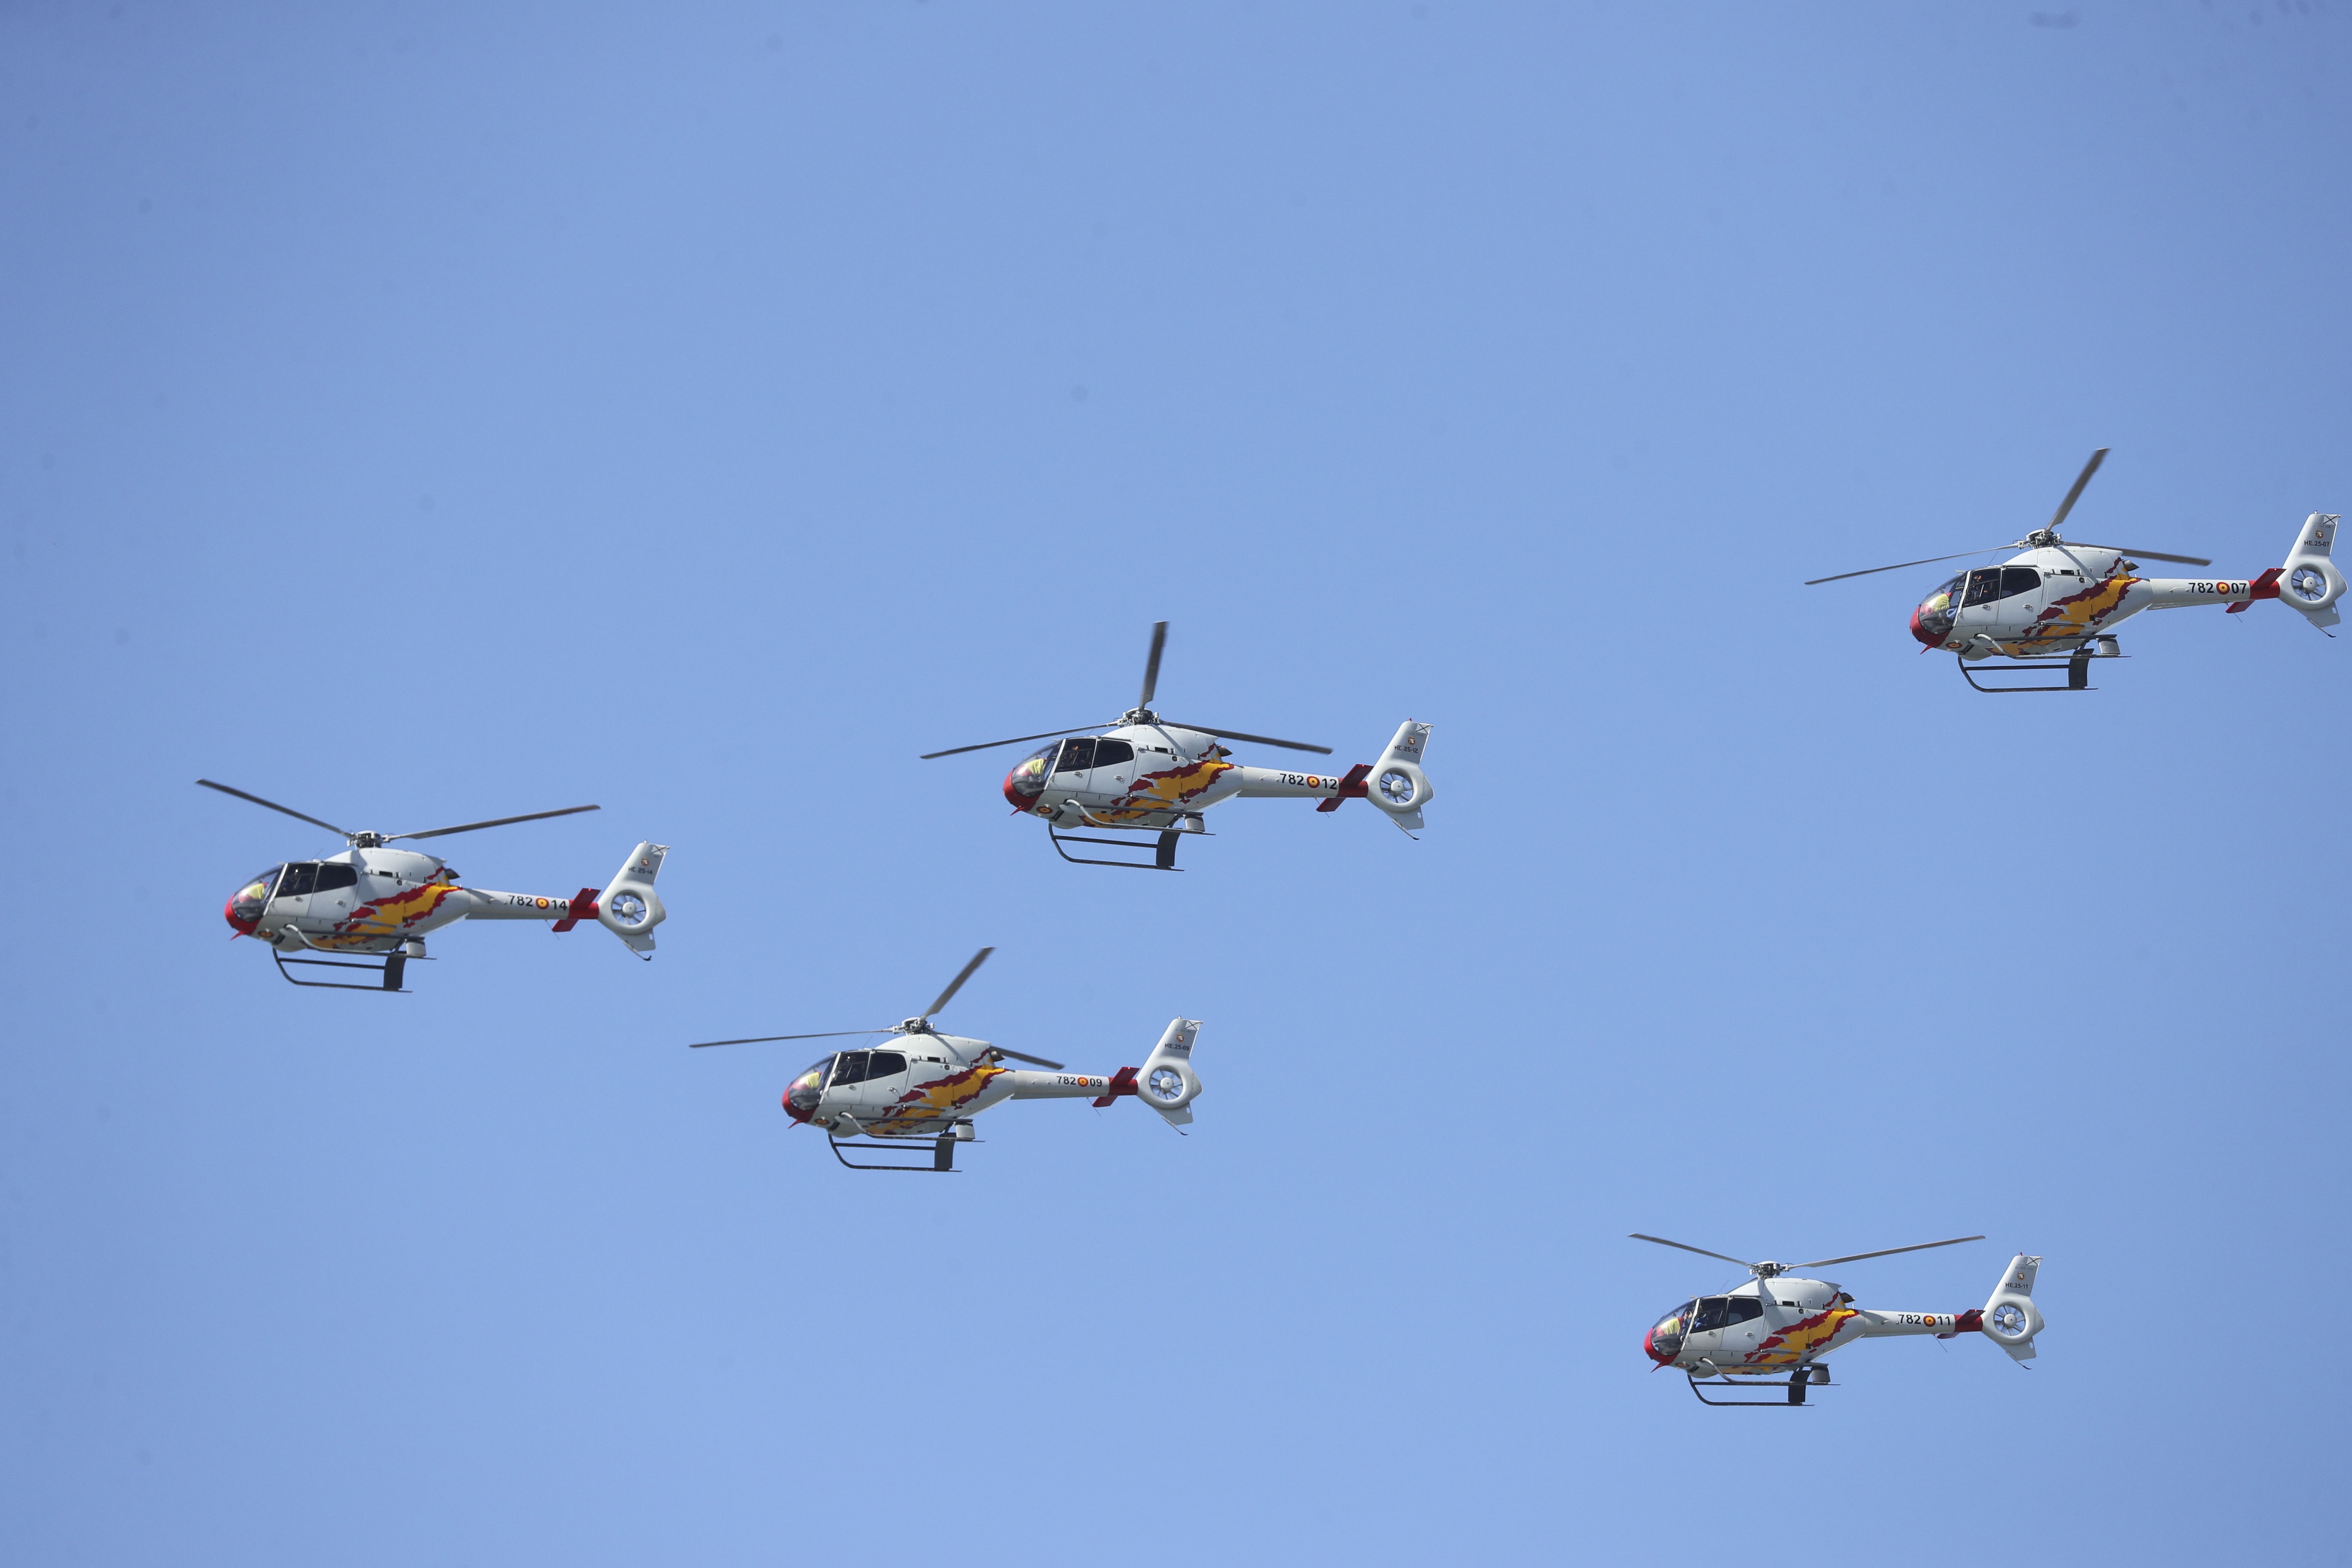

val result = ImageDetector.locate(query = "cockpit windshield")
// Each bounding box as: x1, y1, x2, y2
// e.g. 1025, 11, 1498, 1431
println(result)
1914, 573, 1965, 641
784, 1057, 833, 1119
225, 865, 285, 933
1646, 1299, 1697, 1363
1002, 742, 1060, 805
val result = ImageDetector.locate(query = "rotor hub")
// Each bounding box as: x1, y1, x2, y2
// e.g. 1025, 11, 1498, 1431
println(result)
1751, 1261, 1785, 1278
349, 831, 386, 848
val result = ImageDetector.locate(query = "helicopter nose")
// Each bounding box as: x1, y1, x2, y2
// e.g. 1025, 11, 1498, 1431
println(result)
222, 894, 257, 936
1642, 1325, 1674, 1366
1908, 604, 1942, 648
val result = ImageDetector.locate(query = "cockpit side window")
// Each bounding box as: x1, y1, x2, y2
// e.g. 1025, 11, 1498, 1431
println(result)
315, 863, 358, 891
276, 863, 320, 897
865, 1051, 907, 1078
831, 1050, 872, 1086
1055, 738, 1097, 773
2001, 567, 2041, 597
1093, 739, 1134, 766
1962, 568, 2004, 607
1689, 1296, 1764, 1332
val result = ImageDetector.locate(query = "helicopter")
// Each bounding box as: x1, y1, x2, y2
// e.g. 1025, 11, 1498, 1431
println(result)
1630, 1232, 2045, 1406
686, 947, 1204, 1172
920, 621, 1435, 868
1807, 448, 2344, 691
200, 778, 669, 992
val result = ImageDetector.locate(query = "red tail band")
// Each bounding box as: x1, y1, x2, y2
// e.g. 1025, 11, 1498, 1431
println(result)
1092, 1066, 1140, 1107
551, 887, 600, 933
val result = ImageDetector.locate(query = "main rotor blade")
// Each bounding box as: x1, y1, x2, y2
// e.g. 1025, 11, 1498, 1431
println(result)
2046, 447, 2108, 534
921, 946, 994, 1021
995, 1047, 1067, 1070
1628, 1234, 1758, 1270
1159, 722, 1334, 756
919, 727, 1099, 761
2068, 542, 2213, 567
389, 804, 600, 842
195, 779, 350, 839
1139, 620, 1168, 710
1803, 548, 2015, 587
1792, 1234, 1984, 1271
686, 1029, 890, 1049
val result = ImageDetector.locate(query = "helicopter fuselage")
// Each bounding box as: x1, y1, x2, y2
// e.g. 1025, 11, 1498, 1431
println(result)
224, 846, 592, 955
1002, 723, 1362, 830
1911, 545, 2275, 661
781, 1032, 1128, 1138
1642, 1274, 1978, 1375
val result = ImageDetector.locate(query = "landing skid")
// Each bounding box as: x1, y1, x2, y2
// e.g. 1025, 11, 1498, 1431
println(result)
1687, 1368, 1833, 1407
828, 1130, 972, 1173
272, 947, 417, 992
1048, 819, 1206, 871
1957, 650, 2095, 693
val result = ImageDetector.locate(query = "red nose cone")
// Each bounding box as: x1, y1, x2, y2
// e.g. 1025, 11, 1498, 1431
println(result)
782, 1091, 809, 1123
224, 896, 258, 937
1643, 1325, 1673, 1366
1908, 604, 1941, 648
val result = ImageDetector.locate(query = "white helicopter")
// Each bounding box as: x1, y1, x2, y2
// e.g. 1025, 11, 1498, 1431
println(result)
1808, 448, 2344, 691
1631, 1232, 2045, 1406
686, 947, 1203, 1172
921, 621, 1434, 869
200, 779, 668, 992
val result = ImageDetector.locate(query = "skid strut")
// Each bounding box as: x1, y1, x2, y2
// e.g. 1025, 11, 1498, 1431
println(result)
271, 947, 414, 992
1047, 814, 1204, 871
828, 1132, 968, 1173
1685, 1367, 1832, 1407
1955, 639, 2118, 694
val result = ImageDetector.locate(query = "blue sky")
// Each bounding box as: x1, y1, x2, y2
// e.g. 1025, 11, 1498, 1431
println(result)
4, 3, 2348, 1563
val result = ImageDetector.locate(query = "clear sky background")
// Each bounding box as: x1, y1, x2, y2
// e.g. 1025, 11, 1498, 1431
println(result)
4, 3, 2348, 1564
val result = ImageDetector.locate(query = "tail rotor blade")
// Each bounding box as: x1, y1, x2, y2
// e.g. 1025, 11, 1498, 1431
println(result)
1628, 1234, 1760, 1271
2046, 447, 2109, 534
922, 946, 995, 1021
920, 727, 1099, 761
1160, 722, 1334, 756
1791, 1235, 1984, 1271
196, 779, 351, 839
1139, 620, 1168, 709
2068, 543, 2213, 567
389, 805, 600, 842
